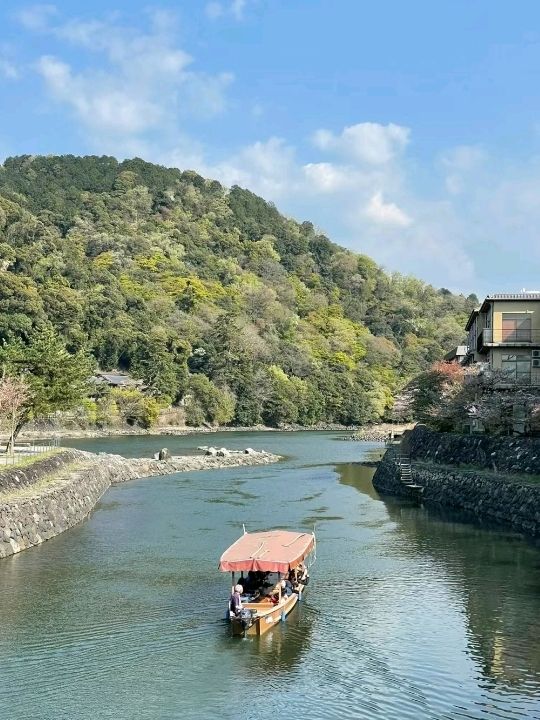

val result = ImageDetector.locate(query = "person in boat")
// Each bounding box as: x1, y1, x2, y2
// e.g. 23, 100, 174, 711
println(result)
290, 563, 308, 592
229, 584, 243, 617
268, 578, 283, 605
242, 570, 259, 595
281, 577, 293, 597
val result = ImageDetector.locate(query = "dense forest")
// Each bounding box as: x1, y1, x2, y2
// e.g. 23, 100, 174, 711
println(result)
0, 155, 476, 428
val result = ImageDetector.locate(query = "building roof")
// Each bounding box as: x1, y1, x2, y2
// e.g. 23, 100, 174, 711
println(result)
444, 346, 468, 361
479, 293, 540, 313
92, 371, 143, 387
465, 293, 540, 329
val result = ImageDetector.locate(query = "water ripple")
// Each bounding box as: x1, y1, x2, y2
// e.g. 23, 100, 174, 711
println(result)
1, 431, 539, 720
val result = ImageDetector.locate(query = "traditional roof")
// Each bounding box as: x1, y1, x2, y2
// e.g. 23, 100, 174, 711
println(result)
219, 529, 315, 574
444, 345, 468, 361
465, 293, 540, 330
92, 371, 143, 387
478, 293, 540, 313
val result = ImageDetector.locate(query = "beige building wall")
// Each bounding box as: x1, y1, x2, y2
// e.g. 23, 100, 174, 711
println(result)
491, 300, 540, 343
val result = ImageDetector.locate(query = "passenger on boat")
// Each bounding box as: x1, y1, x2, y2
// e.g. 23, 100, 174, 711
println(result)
242, 570, 258, 594
289, 563, 308, 591
269, 579, 283, 605
281, 577, 293, 597
229, 584, 243, 617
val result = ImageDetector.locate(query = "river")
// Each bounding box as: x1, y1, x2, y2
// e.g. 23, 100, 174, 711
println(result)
1, 431, 539, 720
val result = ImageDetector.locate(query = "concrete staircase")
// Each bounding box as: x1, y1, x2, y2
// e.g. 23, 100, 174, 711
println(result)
397, 453, 424, 494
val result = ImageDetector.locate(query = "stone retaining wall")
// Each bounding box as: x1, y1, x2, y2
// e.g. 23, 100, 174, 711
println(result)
0, 449, 280, 559
408, 425, 540, 474
0, 450, 108, 558
373, 435, 540, 537
0, 450, 80, 492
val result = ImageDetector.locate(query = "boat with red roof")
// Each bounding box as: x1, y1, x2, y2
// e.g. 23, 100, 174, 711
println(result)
219, 528, 316, 636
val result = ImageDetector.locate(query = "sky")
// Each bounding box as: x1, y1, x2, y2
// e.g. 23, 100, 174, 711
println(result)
1, 1, 540, 296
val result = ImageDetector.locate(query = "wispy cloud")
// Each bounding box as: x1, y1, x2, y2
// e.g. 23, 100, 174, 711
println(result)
22, 9, 234, 148
313, 122, 410, 165
16, 3, 58, 31
364, 191, 412, 227
205, 0, 250, 21
440, 144, 486, 195
0, 58, 19, 80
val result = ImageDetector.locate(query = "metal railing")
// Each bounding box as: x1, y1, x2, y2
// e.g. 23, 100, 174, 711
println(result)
478, 329, 540, 348
0, 438, 60, 466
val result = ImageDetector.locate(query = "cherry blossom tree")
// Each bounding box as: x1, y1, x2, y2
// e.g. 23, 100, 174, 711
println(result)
0, 375, 31, 454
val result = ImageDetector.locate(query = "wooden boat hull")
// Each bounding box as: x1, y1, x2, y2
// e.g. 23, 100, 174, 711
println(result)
231, 592, 300, 636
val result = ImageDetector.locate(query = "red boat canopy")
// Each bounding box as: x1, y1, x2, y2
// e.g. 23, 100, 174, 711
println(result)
219, 530, 315, 574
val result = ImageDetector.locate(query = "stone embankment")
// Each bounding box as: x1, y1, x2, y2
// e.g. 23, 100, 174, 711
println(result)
0, 448, 280, 559
347, 423, 415, 442
406, 425, 540, 474
373, 426, 540, 538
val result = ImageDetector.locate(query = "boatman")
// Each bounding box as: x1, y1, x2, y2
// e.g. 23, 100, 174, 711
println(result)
229, 584, 243, 617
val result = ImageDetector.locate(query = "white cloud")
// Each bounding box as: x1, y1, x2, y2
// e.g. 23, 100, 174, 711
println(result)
30, 12, 233, 144
441, 144, 485, 171
313, 122, 410, 165
37, 56, 162, 134
205, 137, 298, 199
364, 191, 413, 227
303, 162, 353, 193
205, 0, 250, 21
17, 4, 57, 31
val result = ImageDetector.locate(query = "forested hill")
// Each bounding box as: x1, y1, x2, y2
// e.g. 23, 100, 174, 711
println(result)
0, 155, 476, 426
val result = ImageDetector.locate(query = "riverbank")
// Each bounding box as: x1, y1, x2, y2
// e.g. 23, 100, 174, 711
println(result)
9, 421, 409, 442
346, 423, 415, 442
0, 447, 280, 559
373, 426, 540, 538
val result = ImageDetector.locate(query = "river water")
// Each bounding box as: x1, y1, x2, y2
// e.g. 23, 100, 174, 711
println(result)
1, 431, 539, 720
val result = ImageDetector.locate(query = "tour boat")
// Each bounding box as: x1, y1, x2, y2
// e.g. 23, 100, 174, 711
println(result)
219, 528, 316, 637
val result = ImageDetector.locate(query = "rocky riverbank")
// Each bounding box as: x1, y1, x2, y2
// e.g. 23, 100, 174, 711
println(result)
0, 447, 280, 559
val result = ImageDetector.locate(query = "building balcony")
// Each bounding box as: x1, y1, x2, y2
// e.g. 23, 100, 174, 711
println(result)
477, 328, 540, 352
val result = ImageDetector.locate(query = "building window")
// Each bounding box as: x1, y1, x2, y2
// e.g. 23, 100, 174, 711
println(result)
501, 313, 532, 342
501, 353, 531, 382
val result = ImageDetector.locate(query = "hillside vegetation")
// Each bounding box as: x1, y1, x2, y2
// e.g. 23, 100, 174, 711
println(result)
0, 155, 475, 427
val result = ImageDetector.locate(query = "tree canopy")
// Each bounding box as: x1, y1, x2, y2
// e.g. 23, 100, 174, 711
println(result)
0, 154, 475, 427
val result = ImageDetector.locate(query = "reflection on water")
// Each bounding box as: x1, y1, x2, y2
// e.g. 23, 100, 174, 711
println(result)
337, 460, 381, 500
1, 431, 539, 720
338, 461, 540, 696
215, 601, 316, 677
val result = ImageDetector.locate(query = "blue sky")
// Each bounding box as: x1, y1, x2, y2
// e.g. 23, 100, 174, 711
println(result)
1, 1, 540, 295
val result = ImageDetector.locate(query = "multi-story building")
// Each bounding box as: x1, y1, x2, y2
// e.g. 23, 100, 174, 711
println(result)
465, 293, 540, 384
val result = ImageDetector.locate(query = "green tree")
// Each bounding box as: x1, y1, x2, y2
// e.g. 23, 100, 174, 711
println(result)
0, 327, 92, 439
262, 366, 299, 426
111, 387, 161, 428
186, 375, 236, 426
